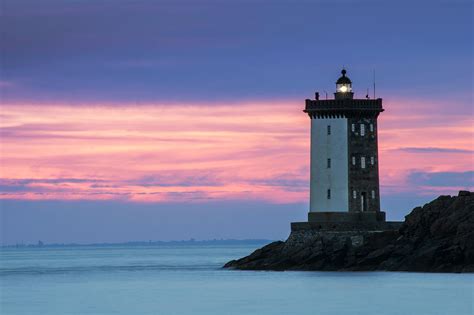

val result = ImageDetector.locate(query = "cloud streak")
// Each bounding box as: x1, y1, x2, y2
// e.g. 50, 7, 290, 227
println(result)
1, 99, 472, 203
407, 171, 473, 188
395, 147, 473, 154
0, 102, 308, 203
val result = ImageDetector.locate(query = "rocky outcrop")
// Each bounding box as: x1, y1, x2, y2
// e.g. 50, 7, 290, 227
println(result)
224, 191, 474, 273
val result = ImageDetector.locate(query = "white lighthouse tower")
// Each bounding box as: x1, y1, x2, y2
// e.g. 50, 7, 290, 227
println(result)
304, 69, 386, 224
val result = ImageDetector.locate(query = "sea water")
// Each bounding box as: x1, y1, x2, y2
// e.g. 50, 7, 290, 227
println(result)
1, 243, 473, 315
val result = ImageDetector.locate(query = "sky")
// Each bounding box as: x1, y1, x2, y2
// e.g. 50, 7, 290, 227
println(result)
1, 0, 473, 245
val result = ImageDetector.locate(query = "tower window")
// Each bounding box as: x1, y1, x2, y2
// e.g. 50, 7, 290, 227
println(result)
327, 158, 331, 168
327, 189, 331, 199
371, 190, 375, 199
351, 124, 355, 132
352, 156, 356, 165
361, 157, 366, 169
360, 124, 365, 136
353, 190, 357, 199
327, 125, 331, 135
370, 124, 374, 132
371, 156, 375, 165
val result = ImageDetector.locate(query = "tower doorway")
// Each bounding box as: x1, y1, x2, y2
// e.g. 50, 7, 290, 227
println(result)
361, 192, 367, 212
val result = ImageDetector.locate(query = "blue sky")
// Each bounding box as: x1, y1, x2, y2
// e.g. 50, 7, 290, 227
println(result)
2, 0, 472, 103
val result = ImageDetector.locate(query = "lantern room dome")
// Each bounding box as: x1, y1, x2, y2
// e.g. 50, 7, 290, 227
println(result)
336, 69, 352, 84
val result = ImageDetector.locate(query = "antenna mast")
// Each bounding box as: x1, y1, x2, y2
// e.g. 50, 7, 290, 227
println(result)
373, 69, 376, 99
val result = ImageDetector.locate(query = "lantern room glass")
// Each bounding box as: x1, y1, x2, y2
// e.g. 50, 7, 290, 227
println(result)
336, 83, 352, 93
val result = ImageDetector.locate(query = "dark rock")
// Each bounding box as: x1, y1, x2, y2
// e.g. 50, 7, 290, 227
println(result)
224, 191, 474, 273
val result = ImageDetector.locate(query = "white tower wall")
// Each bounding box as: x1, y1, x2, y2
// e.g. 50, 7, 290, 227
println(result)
309, 117, 349, 212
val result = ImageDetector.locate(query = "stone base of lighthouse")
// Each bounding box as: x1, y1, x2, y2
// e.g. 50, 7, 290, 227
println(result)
291, 211, 402, 232
309, 210, 386, 223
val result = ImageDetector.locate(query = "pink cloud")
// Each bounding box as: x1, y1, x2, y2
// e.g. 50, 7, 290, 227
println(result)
0, 99, 472, 203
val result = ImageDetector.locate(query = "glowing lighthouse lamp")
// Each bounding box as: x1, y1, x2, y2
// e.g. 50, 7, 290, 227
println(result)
335, 69, 354, 100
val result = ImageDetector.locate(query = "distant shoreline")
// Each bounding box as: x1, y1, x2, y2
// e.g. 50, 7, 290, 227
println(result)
1, 239, 274, 249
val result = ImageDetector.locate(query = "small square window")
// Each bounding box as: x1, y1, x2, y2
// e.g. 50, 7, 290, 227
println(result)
361, 157, 366, 169
351, 124, 355, 132
360, 124, 365, 136
371, 190, 375, 199
370, 124, 374, 132
352, 156, 356, 165
353, 190, 357, 199
327, 125, 331, 135
327, 189, 331, 199
327, 158, 331, 168
371, 157, 375, 165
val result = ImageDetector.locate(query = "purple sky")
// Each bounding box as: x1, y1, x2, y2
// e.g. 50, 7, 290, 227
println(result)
1, 0, 472, 245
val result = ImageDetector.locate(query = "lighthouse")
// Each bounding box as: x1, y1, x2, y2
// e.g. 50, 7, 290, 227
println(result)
304, 69, 386, 224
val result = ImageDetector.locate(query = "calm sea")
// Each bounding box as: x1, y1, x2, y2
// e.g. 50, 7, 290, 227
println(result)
1, 243, 472, 315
